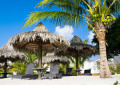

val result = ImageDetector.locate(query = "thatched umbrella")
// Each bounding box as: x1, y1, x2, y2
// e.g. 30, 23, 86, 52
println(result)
35, 53, 70, 65
10, 22, 70, 79
56, 36, 98, 75
0, 42, 27, 78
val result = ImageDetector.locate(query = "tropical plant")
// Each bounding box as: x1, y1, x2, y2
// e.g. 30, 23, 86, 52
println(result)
97, 60, 120, 75
66, 56, 88, 75
78, 56, 88, 69
114, 63, 120, 74
0, 68, 4, 76
109, 63, 115, 75
58, 55, 88, 75
23, 0, 120, 78
25, 51, 46, 64
10, 53, 38, 74
11, 61, 26, 74
0, 68, 12, 76
59, 64, 67, 73
24, 53, 37, 64
113, 81, 119, 85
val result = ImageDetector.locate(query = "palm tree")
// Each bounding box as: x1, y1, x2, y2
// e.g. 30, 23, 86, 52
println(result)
23, 0, 120, 78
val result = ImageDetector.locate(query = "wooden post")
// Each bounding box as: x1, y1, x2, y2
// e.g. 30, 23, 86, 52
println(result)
4, 59, 7, 78
38, 44, 42, 80
75, 55, 79, 76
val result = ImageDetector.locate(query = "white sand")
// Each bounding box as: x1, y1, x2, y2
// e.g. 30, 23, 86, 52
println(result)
0, 75, 120, 85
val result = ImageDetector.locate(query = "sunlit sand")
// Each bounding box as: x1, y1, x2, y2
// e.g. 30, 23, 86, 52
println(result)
0, 75, 120, 85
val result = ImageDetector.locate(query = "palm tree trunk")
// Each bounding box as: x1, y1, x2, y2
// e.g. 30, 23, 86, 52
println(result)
96, 22, 111, 78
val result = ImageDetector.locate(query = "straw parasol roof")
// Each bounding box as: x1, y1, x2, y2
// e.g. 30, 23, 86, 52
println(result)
35, 53, 70, 65
0, 42, 27, 62
56, 36, 98, 57
9, 22, 70, 79
9, 22, 70, 54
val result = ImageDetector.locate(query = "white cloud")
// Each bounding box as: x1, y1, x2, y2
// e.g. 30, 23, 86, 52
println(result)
87, 31, 95, 45
55, 25, 74, 40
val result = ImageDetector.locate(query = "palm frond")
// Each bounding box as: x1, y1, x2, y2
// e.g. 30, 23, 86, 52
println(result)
36, 0, 53, 8
82, 0, 93, 14
102, 0, 106, 11
23, 11, 85, 28
36, 0, 87, 15
66, 56, 75, 64
106, 0, 116, 14
106, 0, 120, 13
24, 53, 37, 63
98, 0, 101, 14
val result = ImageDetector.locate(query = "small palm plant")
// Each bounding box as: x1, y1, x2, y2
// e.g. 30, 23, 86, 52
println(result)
11, 61, 26, 75
24, 53, 37, 64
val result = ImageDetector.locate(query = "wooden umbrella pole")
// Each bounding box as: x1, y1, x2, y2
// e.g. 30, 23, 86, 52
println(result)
4, 59, 7, 78
75, 55, 79, 76
38, 44, 42, 80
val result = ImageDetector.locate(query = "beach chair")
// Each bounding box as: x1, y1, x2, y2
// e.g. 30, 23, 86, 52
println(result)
44, 62, 62, 79
11, 63, 37, 79
65, 68, 72, 76
83, 69, 92, 75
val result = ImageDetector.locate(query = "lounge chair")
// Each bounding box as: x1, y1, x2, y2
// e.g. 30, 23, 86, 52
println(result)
83, 69, 92, 75
64, 68, 72, 76
44, 62, 62, 79
11, 63, 37, 79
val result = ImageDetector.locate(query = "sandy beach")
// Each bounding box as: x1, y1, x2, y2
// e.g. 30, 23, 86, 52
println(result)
0, 75, 120, 85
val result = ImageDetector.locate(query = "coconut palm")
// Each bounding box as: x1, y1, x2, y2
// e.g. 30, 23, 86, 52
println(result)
23, 0, 120, 78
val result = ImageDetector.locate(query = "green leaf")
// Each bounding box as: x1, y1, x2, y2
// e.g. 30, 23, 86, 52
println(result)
23, 11, 85, 28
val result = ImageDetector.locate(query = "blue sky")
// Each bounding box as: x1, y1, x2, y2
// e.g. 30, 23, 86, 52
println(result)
0, 0, 99, 60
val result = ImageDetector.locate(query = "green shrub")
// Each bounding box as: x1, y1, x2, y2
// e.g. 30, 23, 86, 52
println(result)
113, 81, 119, 85
11, 61, 26, 74
109, 64, 115, 75
72, 70, 77, 76
108, 63, 120, 75
115, 63, 120, 74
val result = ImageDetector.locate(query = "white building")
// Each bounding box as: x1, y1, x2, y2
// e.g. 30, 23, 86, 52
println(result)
81, 59, 100, 75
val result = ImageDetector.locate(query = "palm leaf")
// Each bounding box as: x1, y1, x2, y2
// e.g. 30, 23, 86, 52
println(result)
36, 0, 88, 14
82, 0, 93, 14
98, 0, 101, 14
102, 0, 106, 11
23, 11, 85, 28
35, 0, 53, 8
66, 56, 75, 64
106, 0, 120, 14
